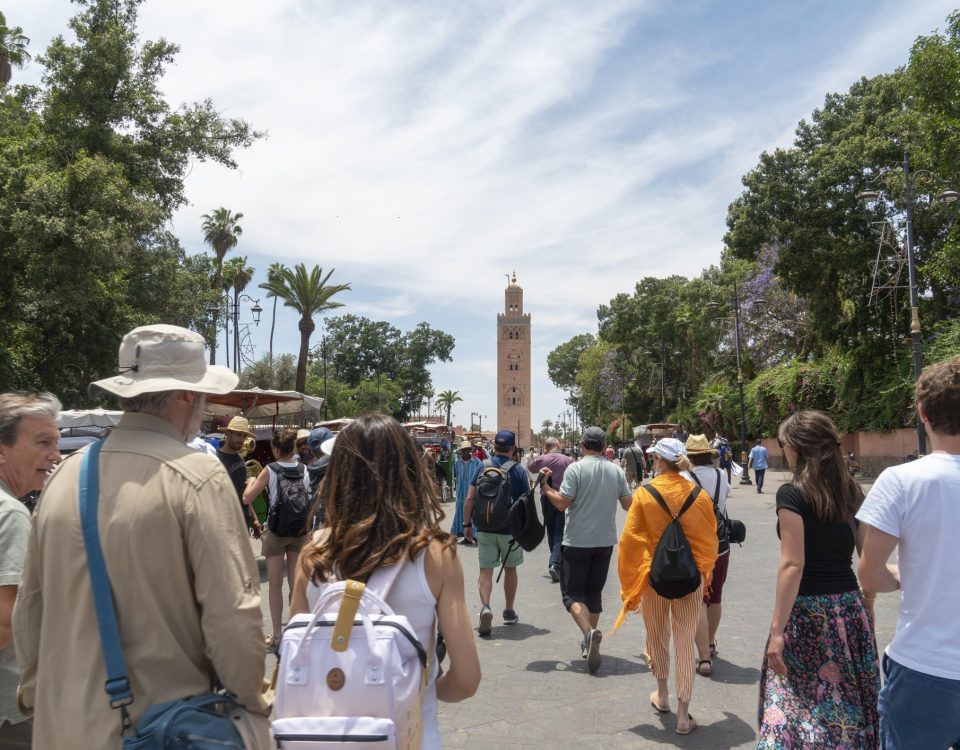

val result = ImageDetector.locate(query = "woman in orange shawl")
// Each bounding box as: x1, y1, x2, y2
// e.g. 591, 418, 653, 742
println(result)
616, 438, 718, 735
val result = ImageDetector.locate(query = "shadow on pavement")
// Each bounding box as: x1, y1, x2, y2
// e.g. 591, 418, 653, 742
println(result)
480, 623, 551, 641
628, 710, 756, 748
711, 657, 761, 686
525, 654, 646, 676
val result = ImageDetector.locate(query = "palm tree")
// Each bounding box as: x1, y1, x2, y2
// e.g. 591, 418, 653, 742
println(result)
435, 390, 463, 427
0, 13, 31, 85
201, 207, 244, 365
222, 256, 255, 371
259, 262, 287, 366
260, 263, 350, 392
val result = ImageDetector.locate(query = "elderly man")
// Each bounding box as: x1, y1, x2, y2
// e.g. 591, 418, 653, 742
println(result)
0, 393, 61, 749
526, 437, 573, 582
14, 324, 270, 749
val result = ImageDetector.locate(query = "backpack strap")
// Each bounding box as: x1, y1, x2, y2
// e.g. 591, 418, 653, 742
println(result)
79, 442, 135, 731
643, 483, 700, 520
713, 469, 722, 511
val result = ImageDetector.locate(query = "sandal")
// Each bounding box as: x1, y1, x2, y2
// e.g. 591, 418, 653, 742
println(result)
676, 715, 698, 735
649, 691, 670, 714
696, 659, 713, 677
709, 640, 718, 657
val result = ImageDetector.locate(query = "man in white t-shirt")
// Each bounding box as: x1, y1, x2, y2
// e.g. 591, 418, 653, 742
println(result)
857, 356, 960, 750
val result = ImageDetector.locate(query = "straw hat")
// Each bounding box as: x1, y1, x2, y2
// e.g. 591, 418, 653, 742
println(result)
90, 324, 238, 398
224, 416, 254, 437
459, 440, 473, 451
685, 433, 718, 455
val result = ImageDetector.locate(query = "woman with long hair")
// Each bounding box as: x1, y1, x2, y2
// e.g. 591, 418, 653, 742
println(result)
757, 410, 879, 749
617, 438, 718, 736
290, 413, 481, 747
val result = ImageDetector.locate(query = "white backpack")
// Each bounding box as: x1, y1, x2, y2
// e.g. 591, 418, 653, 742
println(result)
272, 562, 430, 749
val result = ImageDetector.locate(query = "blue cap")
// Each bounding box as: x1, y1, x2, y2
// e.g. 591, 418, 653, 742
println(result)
308, 427, 333, 451
494, 429, 516, 448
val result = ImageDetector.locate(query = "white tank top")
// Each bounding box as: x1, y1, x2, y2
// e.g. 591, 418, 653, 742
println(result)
305, 549, 441, 747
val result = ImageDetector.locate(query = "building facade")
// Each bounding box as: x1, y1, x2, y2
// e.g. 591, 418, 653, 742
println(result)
497, 272, 532, 448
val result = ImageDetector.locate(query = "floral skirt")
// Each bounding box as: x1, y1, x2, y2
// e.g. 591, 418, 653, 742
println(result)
757, 590, 880, 750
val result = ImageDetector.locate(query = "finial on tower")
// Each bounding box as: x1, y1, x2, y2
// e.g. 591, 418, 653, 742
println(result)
512, 270, 517, 284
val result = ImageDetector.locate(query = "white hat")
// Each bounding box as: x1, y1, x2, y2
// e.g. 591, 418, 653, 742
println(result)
650, 437, 686, 462
90, 325, 238, 398
320, 436, 337, 456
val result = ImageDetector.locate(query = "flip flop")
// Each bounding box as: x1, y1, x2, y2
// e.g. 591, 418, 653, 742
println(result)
696, 659, 713, 677
649, 691, 670, 714
676, 715, 698, 735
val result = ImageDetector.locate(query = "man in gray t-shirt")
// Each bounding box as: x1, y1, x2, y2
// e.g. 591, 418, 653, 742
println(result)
540, 426, 631, 674
0, 392, 61, 748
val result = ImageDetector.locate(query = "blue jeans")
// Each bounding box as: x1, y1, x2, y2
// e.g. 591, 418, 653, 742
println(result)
541, 497, 565, 570
754, 468, 766, 491
879, 654, 960, 749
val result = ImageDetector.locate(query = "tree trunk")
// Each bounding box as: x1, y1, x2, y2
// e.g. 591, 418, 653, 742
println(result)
268, 297, 277, 365
295, 316, 315, 393
209, 309, 218, 365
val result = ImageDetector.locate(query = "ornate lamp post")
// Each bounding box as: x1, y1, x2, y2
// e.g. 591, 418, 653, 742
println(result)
207, 295, 262, 374
857, 152, 958, 457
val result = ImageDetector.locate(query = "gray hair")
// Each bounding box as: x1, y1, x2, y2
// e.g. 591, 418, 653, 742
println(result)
544, 437, 559, 448
0, 392, 62, 445
115, 390, 180, 414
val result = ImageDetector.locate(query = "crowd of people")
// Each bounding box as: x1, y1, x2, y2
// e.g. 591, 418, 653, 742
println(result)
0, 321, 958, 749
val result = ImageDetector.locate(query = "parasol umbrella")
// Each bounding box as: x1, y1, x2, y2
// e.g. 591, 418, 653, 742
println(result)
204, 388, 324, 419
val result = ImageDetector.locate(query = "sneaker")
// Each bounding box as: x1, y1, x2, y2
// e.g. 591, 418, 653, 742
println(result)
478, 605, 493, 635
585, 628, 602, 672
548, 566, 560, 583
580, 637, 588, 659
502, 609, 519, 625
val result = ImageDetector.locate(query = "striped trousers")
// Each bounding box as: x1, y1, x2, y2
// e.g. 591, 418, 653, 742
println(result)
640, 584, 703, 704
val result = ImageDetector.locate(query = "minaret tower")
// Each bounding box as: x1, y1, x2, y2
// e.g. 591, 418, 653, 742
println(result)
497, 271, 531, 447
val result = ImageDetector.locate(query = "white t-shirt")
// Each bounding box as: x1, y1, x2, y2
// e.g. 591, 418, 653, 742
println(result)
856, 452, 960, 680
690, 465, 729, 515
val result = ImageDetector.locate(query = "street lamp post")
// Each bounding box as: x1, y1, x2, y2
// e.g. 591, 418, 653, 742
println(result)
857, 152, 958, 457
478, 414, 486, 435
207, 295, 262, 374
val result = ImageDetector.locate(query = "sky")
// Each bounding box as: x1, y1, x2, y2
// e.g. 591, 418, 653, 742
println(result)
9, 0, 959, 431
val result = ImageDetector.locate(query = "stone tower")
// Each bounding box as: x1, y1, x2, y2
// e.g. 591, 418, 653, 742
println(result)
497, 272, 531, 448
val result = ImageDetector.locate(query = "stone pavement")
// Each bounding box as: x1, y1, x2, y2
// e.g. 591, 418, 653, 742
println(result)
256, 468, 899, 749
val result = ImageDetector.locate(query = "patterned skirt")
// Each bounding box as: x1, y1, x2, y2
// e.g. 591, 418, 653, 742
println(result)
757, 590, 880, 750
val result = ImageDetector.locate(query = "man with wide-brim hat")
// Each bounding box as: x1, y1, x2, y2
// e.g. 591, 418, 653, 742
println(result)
218, 415, 257, 527
452, 440, 482, 543
13, 325, 271, 749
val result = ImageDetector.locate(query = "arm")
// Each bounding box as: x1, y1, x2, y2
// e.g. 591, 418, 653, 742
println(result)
463, 485, 476, 542
766, 508, 805, 677
243, 466, 270, 505
857, 524, 900, 594
619, 494, 633, 511
541, 482, 573, 512
0, 585, 15, 650
428, 542, 481, 702
290, 562, 310, 617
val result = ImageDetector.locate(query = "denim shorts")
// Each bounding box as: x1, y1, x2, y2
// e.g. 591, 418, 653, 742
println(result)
879, 654, 960, 750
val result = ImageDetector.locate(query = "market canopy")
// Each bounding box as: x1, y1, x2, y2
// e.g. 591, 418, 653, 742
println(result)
205, 388, 324, 419
59, 408, 123, 428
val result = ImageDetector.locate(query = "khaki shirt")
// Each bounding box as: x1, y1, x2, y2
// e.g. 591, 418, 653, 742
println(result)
14, 412, 269, 749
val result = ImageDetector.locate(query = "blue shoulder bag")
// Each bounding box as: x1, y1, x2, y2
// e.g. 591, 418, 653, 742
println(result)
80, 441, 247, 749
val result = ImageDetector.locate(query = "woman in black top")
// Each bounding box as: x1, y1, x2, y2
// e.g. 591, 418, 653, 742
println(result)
757, 410, 879, 750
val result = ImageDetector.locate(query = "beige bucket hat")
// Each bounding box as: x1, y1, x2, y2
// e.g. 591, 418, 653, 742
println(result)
685, 433, 718, 455
224, 416, 255, 436
90, 324, 238, 398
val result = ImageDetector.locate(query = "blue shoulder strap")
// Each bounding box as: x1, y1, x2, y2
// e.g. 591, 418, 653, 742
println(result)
79, 441, 135, 722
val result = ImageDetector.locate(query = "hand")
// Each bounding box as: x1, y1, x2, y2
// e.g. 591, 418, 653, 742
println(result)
251, 519, 262, 540
766, 631, 787, 677
539, 468, 552, 484
464, 526, 473, 543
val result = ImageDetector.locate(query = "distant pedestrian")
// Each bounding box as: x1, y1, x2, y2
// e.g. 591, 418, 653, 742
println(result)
747, 438, 769, 492
463, 429, 529, 633
857, 356, 960, 750
540, 427, 631, 673
757, 410, 878, 749
622, 441, 645, 488
217, 415, 257, 528
616, 438, 717, 735
0, 392, 60, 749
717, 437, 732, 484
526, 437, 573, 582
13, 325, 270, 749
452, 441, 482, 542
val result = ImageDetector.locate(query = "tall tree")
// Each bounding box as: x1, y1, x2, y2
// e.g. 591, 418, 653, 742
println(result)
0, 12, 31, 85
222, 255, 255, 371
435, 389, 462, 426
201, 207, 244, 365
0, 0, 259, 397
259, 262, 286, 365
260, 263, 350, 393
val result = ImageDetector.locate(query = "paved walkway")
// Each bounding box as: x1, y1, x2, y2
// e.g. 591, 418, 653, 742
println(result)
256, 468, 899, 749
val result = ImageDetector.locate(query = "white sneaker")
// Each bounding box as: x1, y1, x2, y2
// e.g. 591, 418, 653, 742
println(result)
478, 605, 493, 636
585, 629, 602, 673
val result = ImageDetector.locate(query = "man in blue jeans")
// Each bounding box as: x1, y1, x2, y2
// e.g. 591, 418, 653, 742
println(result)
747, 438, 769, 493
857, 356, 960, 750
526, 437, 573, 582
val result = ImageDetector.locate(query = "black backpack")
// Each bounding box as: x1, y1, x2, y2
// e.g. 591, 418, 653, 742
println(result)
471, 459, 516, 532
646, 484, 702, 599
267, 462, 311, 537
493, 475, 546, 583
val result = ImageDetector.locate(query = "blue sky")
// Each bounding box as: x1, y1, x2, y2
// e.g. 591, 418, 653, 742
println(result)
10, 0, 958, 429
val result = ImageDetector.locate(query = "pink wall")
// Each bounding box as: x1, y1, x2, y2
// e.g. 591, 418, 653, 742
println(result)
758, 428, 919, 477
